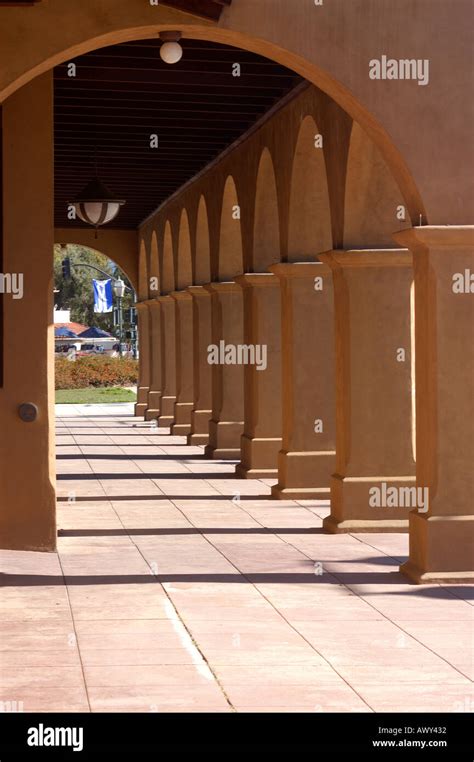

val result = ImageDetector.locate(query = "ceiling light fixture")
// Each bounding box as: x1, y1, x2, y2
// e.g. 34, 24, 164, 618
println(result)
159, 31, 183, 64
69, 177, 125, 236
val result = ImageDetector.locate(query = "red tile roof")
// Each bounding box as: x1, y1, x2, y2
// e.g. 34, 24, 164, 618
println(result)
55, 322, 89, 335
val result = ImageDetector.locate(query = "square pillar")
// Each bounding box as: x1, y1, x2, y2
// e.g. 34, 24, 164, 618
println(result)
270, 263, 336, 499
235, 273, 282, 478
319, 250, 416, 533
394, 227, 474, 583
204, 282, 244, 459
187, 285, 212, 446
171, 290, 194, 435
144, 300, 162, 421
0, 73, 56, 550
157, 295, 177, 428
134, 302, 151, 417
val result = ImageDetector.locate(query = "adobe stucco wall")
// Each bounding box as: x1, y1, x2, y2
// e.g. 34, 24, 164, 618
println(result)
0, 74, 56, 550
138, 83, 409, 292
0, 0, 472, 225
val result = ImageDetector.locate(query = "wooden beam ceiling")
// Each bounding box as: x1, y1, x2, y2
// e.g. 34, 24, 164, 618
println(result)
54, 39, 303, 230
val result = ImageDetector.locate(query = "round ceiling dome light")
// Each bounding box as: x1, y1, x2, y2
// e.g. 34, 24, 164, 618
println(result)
159, 31, 183, 64
69, 177, 125, 233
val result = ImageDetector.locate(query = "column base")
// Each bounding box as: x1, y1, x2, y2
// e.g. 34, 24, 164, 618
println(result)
204, 446, 242, 460
271, 450, 335, 499
145, 390, 161, 421
134, 386, 150, 418
236, 435, 281, 478
188, 434, 208, 446
236, 465, 279, 479
400, 561, 474, 585
400, 512, 474, 583
158, 395, 176, 428
145, 391, 161, 420
323, 516, 409, 534
171, 424, 192, 435
324, 474, 415, 533
187, 410, 211, 446
171, 402, 194, 435
271, 485, 331, 500
204, 420, 243, 460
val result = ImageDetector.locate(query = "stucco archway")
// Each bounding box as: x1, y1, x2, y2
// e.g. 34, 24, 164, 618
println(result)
0, 6, 426, 225
138, 238, 148, 301
54, 239, 138, 297
195, 195, 211, 285
176, 209, 193, 290
55, 228, 139, 292
148, 231, 160, 297
287, 115, 332, 261
252, 148, 281, 272
218, 176, 243, 281
344, 122, 410, 249
161, 220, 175, 294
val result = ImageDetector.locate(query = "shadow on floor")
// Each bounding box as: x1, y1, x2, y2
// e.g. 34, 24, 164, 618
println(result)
57, 473, 247, 480
57, 495, 274, 502
57, 527, 327, 536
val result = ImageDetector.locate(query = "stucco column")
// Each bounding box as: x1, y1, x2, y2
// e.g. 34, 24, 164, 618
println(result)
204, 282, 244, 459
234, 273, 282, 478
171, 290, 194, 435
187, 285, 212, 446
319, 250, 416, 533
270, 263, 336, 499
157, 295, 177, 428
134, 302, 151, 417
0, 73, 56, 550
394, 227, 474, 583
144, 299, 162, 421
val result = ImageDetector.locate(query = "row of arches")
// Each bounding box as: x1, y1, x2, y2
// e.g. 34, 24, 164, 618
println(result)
138, 95, 409, 301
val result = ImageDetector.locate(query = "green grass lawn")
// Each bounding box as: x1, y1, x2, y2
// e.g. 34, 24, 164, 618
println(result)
56, 387, 137, 404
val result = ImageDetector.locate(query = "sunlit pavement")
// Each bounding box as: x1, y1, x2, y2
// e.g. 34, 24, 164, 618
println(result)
0, 404, 472, 713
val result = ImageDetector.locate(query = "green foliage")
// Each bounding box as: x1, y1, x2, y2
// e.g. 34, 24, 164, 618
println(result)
56, 387, 137, 404
55, 356, 138, 390
54, 244, 134, 330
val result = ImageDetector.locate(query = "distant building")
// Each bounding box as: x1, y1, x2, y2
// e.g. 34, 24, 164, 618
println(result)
53, 308, 88, 336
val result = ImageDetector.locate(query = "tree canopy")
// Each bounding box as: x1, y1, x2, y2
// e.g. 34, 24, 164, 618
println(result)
53, 244, 134, 332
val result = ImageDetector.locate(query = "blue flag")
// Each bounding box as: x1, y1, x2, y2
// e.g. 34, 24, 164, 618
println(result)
93, 279, 113, 313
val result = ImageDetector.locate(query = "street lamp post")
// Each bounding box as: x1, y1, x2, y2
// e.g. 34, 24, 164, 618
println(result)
112, 278, 126, 357
59, 255, 133, 357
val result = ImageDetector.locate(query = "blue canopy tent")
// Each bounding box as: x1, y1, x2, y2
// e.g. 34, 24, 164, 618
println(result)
55, 327, 79, 338
54, 326, 81, 355
78, 327, 114, 339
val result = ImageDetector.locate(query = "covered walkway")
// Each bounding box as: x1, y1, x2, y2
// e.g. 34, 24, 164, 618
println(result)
0, 405, 471, 713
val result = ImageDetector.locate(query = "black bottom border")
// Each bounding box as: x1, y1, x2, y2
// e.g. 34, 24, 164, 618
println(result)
0, 712, 472, 758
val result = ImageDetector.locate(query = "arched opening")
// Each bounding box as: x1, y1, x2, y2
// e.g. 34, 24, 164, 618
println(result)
195, 195, 211, 285
53, 241, 137, 384
0, 18, 425, 224
161, 221, 175, 294
287, 115, 332, 260
344, 122, 410, 249
252, 148, 281, 272
176, 209, 193, 290
218, 176, 243, 280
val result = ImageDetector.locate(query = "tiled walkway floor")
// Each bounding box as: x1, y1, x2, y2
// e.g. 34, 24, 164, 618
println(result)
1, 404, 472, 712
